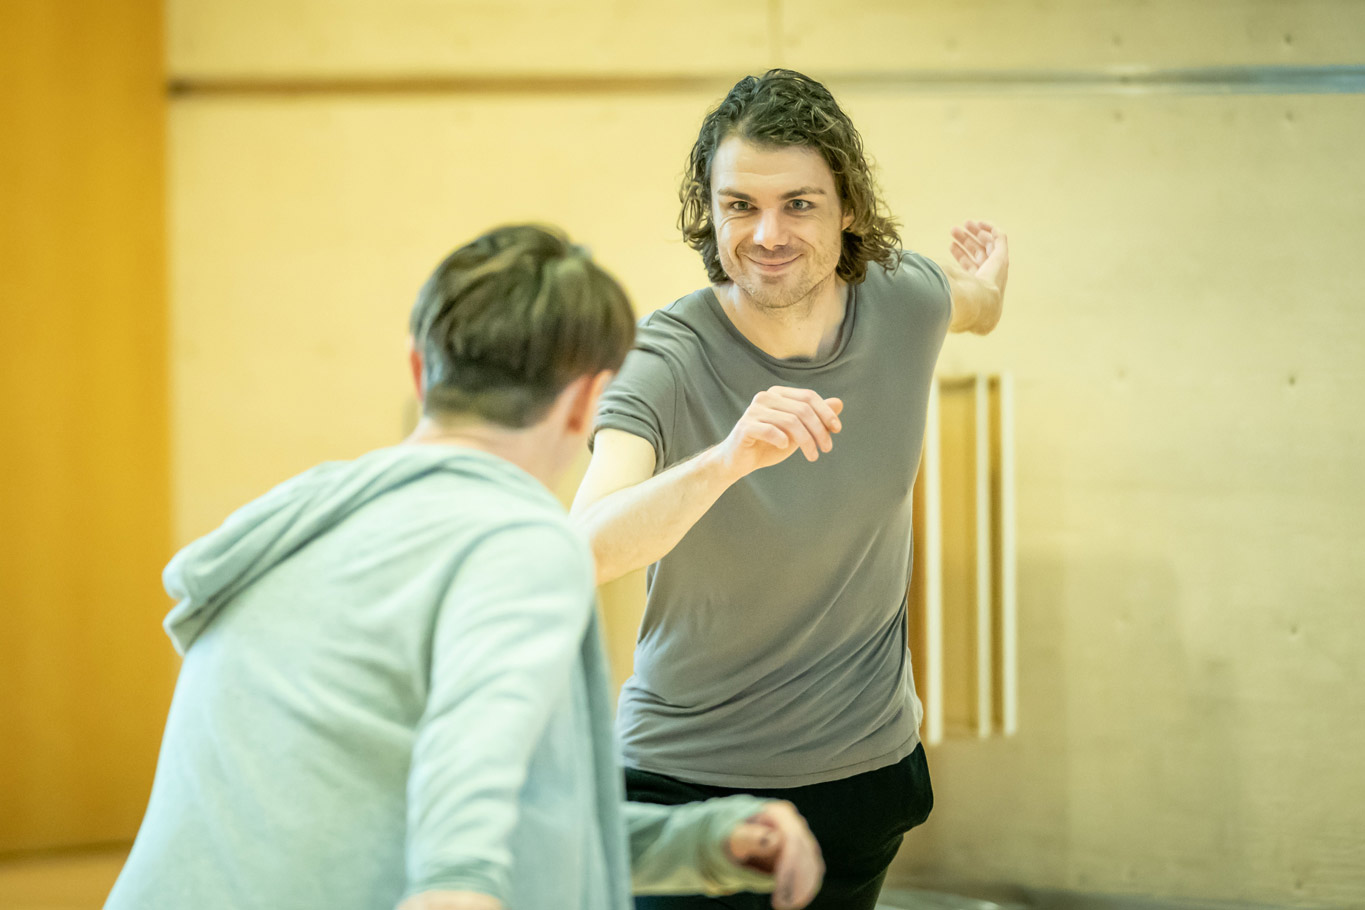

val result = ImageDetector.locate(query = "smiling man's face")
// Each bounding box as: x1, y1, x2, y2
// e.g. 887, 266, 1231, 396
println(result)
710, 135, 853, 312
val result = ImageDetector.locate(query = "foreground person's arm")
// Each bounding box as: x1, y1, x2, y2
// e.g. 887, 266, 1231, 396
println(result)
626, 798, 824, 910
398, 523, 594, 910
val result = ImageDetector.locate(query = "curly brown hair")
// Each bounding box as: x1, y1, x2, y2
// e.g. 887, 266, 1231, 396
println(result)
679, 69, 901, 286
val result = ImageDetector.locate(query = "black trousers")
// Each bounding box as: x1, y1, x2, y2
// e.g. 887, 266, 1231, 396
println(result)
626, 745, 933, 910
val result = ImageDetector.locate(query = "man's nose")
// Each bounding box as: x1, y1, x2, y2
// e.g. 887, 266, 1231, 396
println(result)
751, 210, 786, 249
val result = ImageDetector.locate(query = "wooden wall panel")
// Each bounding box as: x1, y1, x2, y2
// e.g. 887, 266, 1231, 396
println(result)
0, 0, 171, 852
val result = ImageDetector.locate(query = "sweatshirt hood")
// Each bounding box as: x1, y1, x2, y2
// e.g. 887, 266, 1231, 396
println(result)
162, 444, 550, 654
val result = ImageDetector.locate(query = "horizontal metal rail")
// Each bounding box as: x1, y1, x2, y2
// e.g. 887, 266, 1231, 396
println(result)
168, 65, 1365, 99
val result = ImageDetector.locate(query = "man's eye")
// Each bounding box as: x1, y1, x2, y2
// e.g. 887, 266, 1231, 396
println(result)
790, 199, 811, 211
730, 201, 751, 211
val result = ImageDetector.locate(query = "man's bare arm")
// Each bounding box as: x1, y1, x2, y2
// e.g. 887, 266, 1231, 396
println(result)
571, 430, 731, 586
571, 388, 844, 586
937, 220, 1009, 335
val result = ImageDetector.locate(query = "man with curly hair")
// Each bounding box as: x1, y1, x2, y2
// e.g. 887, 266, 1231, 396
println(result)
572, 70, 1010, 909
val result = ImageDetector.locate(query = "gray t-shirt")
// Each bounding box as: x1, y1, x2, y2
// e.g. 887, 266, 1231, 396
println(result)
594, 251, 951, 788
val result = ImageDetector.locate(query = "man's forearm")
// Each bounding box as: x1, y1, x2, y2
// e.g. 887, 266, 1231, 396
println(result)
939, 221, 1008, 335
958, 278, 1003, 334
572, 447, 737, 586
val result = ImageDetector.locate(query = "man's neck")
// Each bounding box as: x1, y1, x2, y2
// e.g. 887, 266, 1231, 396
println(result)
714, 277, 848, 361
404, 417, 559, 489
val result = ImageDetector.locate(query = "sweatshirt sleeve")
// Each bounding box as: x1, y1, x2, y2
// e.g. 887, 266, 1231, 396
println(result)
625, 797, 779, 896
402, 521, 595, 903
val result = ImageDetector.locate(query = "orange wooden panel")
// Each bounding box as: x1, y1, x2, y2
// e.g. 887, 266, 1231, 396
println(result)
0, 0, 172, 852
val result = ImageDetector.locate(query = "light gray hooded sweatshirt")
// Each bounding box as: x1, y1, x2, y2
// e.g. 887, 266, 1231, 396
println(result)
105, 444, 774, 910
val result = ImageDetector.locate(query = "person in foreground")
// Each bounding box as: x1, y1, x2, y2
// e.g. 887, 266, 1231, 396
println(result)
572, 70, 1010, 909
105, 225, 823, 910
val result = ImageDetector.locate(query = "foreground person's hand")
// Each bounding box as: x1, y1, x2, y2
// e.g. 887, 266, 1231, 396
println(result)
397, 890, 502, 910
725, 800, 824, 909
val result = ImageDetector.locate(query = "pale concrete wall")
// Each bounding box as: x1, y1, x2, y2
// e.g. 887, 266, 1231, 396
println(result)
167, 1, 1365, 904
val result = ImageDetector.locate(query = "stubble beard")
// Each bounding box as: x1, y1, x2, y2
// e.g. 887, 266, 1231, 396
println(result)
723, 247, 836, 318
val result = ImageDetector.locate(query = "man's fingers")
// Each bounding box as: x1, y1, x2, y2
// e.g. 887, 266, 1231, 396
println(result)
770, 834, 821, 908
741, 413, 816, 462
766, 387, 843, 436
733, 388, 845, 471
804, 392, 842, 434
986, 227, 1008, 256
727, 821, 782, 868
748, 388, 844, 461
769, 411, 821, 461
727, 814, 817, 910
952, 228, 987, 264
737, 802, 822, 910
968, 221, 1007, 256
741, 421, 794, 453
767, 399, 834, 454
771, 843, 804, 910
950, 240, 975, 269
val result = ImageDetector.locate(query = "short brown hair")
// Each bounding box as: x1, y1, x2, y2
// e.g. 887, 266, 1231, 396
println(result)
679, 69, 901, 285
409, 225, 635, 427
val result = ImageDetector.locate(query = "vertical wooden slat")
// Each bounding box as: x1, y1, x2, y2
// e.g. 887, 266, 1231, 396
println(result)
973, 375, 994, 738
990, 373, 1018, 736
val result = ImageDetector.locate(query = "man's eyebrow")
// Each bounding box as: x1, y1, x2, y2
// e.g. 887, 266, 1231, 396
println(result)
716, 186, 828, 200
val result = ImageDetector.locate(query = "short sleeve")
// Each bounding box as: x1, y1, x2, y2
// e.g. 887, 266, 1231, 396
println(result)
592, 344, 679, 468
895, 251, 953, 328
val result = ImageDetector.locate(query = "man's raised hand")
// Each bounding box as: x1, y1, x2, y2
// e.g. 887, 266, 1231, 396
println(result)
949, 220, 1009, 295
716, 386, 844, 480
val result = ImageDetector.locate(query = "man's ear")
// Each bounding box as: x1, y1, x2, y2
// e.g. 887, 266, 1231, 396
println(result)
408, 337, 424, 404
565, 370, 615, 434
